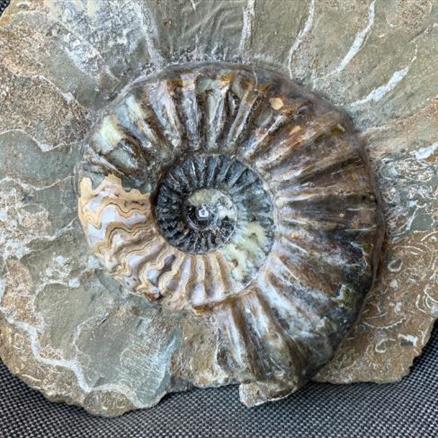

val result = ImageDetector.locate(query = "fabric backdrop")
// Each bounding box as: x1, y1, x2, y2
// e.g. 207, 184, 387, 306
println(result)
0, 0, 437, 436
0, 327, 436, 438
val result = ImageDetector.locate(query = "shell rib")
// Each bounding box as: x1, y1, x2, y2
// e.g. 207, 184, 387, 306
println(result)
77, 63, 383, 405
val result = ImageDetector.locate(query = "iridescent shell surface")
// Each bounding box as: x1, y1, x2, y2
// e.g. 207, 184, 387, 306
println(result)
77, 63, 383, 405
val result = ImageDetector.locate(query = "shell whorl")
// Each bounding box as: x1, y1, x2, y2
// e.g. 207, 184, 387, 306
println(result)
77, 63, 382, 400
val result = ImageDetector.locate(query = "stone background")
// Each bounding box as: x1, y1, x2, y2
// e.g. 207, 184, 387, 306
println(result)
0, 0, 437, 420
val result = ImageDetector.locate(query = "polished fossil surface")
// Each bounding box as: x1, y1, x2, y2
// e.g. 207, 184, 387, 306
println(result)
0, 0, 437, 417
74, 63, 382, 407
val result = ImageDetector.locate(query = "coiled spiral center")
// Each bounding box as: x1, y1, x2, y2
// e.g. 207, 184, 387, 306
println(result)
155, 154, 273, 255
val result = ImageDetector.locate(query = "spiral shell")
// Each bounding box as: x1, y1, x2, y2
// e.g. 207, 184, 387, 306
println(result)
77, 63, 382, 403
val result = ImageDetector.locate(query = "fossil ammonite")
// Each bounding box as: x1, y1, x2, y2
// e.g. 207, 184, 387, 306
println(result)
77, 62, 383, 405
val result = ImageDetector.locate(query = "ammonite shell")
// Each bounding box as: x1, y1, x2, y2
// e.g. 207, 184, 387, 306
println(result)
76, 63, 382, 405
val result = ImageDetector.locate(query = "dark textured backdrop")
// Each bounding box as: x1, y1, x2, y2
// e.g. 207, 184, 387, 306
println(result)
0, 0, 7, 15
0, 0, 437, 436
0, 328, 436, 438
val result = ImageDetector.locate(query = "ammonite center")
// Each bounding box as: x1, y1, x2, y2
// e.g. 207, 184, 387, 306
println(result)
155, 154, 273, 255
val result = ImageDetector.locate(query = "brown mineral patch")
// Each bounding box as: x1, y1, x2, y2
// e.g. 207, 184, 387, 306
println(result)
384, 0, 433, 32
0, 63, 89, 150
426, 149, 438, 163
270, 97, 284, 110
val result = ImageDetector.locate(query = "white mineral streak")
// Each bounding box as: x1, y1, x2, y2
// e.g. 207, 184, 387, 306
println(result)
1, 258, 114, 403
238, 0, 255, 60
2, 313, 146, 409
0, 129, 54, 153
0, 175, 71, 192
329, 0, 376, 76
137, 2, 166, 68
0, 184, 49, 259
349, 47, 417, 108
68, 278, 81, 288
189, 0, 198, 12
423, 288, 438, 317
34, 74, 83, 108
398, 334, 418, 347
43, 2, 118, 81
415, 143, 438, 160
62, 37, 116, 82
0, 177, 77, 259
287, 0, 315, 78
349, 67, 410, 108
0, 250, 176, 410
